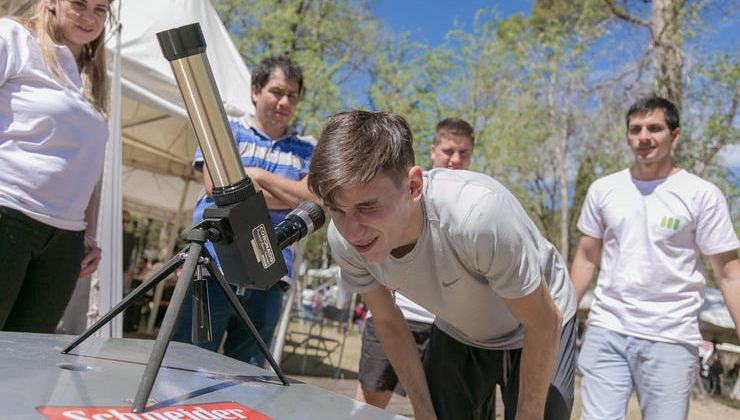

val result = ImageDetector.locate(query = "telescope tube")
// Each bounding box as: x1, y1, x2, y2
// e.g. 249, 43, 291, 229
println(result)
157, 23, 250, 204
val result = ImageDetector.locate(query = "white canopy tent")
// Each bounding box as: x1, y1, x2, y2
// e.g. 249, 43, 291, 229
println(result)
92, 0, 255, 336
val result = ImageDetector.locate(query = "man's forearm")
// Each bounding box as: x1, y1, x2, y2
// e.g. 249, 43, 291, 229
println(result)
516, 317, 561, 419
570, 236, 602, 305
252, 179, 293, 209
715, 255, 740, 339
245, 169, 315, 209
373, 318, 436, 419
570, 258, 595, 304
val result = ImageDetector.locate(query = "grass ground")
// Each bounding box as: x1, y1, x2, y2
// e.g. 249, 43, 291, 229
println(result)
278, 320, 740, 419
279, 319, 362, 380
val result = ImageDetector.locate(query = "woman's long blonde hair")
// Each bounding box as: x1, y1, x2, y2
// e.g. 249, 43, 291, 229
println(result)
14, 1, 113, 115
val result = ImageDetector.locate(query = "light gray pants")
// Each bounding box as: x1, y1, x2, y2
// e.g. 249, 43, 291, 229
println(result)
578, 326, 698, 420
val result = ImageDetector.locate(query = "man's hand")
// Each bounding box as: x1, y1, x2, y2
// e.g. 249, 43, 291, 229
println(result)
79, 236, 102, 279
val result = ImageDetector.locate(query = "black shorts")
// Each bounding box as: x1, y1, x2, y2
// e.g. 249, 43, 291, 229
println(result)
358, 317, 432, 394
423, 316, 576, 420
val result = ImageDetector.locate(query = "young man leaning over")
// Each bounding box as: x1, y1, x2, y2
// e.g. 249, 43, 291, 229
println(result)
308, 111, 576, 420
354, 117, 477, 409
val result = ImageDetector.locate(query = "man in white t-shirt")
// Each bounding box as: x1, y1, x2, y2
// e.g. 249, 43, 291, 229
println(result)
354, 118, 475, 409
308, 111, 576, 419
571, 96, 740, 420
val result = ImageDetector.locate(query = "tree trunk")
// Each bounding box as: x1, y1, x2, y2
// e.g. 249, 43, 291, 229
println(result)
548, 74, 570, 260
556, 111, 569, 262
651, 0, 683, 109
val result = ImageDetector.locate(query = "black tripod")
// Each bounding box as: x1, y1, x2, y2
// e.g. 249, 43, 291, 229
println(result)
62, 223, 289, 413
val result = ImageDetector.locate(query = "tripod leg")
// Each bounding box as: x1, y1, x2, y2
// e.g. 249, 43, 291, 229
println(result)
190, 265, 212, 343
62, 247, 189, 353
131, 242, 204, 413
204, 258, 290, 386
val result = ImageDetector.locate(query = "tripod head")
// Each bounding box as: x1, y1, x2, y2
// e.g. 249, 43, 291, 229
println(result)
158, 23, 286, 290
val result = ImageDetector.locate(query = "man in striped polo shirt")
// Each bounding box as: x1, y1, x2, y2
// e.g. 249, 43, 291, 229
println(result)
173, 55, 319, 366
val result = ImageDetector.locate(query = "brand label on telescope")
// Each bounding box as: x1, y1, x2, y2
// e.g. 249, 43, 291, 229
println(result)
251, 224, 276, 269
37, 401, 271, 419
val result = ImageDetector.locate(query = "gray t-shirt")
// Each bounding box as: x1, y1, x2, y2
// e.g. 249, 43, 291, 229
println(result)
329, 169, 576, 349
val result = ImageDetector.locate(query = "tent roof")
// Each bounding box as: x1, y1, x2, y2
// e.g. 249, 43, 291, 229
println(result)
0, 0, 34, 16
121, 167, 203, 221
121, 95, 198, 180
114, 0, 254, 119
111, 0, 255, 217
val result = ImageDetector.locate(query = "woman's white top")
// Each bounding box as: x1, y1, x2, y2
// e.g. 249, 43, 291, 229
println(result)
0, 18, 108, 231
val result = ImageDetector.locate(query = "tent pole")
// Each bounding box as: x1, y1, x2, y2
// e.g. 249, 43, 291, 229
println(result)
88, 15, 123, 337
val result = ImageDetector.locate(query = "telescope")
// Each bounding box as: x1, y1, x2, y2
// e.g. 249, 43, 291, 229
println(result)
62, 23, 325, 413
158, 24, 286, 290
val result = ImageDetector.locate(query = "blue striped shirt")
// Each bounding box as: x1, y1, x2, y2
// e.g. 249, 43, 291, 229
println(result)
192, 120, 314, 276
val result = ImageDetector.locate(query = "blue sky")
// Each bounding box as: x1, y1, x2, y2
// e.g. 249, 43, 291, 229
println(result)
372, 0, 740, 171
373, 0, 531, 46
372, 0, 738, 47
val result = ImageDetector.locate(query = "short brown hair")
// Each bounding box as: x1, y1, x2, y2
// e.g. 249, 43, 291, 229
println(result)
626, 96, 680, 132
251, 54, 304, 101
308, 111, 415, 207
433, 118, 475, 147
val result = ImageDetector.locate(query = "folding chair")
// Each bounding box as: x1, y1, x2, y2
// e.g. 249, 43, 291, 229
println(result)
282, 305, 350, 377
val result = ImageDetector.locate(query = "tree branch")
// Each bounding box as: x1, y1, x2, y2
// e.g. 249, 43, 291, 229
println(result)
590, 44, 652, 93
604, 0, 650, 27
698, 89, 740, 176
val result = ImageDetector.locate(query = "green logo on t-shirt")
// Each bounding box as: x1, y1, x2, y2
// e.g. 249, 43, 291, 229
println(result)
660, 215, 680, 231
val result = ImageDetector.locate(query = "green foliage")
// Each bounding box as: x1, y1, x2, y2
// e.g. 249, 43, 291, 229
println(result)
213, 0, 738, 270
213, 0, 383, 136
678, 51, 740, 176
365, 32, 440, 167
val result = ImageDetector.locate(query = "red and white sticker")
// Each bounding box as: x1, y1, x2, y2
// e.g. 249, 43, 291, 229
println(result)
37, 401, 271, 420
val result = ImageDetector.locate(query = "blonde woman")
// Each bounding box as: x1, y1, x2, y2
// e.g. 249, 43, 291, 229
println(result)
0, 0, 113, 333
